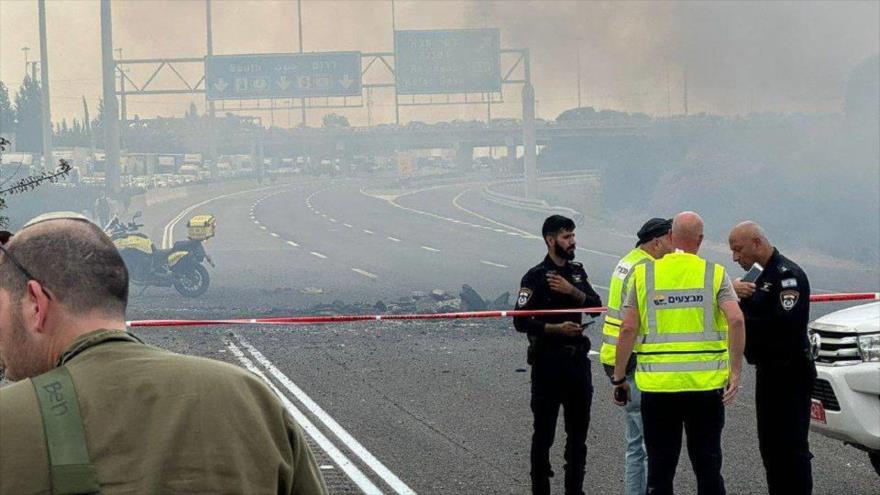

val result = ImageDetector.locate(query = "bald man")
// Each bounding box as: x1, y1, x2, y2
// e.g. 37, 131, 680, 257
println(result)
729, 221, 815, 495
0, 212, 327, 494
613, 212, 745, 495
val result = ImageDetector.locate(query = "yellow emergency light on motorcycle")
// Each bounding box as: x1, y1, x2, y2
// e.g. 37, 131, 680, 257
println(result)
187, 215, 216, 241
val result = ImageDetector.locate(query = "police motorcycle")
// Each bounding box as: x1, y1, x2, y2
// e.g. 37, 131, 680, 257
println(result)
105, 212, 216, 298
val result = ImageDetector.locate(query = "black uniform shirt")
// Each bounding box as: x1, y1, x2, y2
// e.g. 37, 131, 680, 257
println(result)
739, 248, 812, 365
513, 256, 602, 345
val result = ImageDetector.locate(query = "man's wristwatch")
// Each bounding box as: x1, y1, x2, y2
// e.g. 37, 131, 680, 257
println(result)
610, 376, 626, 386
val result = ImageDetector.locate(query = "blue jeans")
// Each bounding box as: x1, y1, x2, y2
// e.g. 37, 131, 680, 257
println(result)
624, 373, 647, 495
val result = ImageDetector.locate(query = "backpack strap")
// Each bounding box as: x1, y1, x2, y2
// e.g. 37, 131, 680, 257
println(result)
31, 366, 100, 495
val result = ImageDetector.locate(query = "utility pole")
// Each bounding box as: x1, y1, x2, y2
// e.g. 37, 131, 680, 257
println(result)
100, 0, 121, 196
38, 0, 54, 173
391, 0, 399, 126
297, 0, 306, 127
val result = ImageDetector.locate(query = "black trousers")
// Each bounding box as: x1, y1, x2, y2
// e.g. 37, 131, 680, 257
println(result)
756, 359, 816, 495
641, 389, 726, 495
530, 347, 593, 495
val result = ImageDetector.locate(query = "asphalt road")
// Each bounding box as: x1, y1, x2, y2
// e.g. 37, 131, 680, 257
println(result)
114, 174, 880, 494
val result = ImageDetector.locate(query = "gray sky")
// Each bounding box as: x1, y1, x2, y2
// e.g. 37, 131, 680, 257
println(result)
1, 0, 878, 127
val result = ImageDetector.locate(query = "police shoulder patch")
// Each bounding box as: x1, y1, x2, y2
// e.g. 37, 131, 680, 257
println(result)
517, 288, 533, 307
780, 289, 799, 311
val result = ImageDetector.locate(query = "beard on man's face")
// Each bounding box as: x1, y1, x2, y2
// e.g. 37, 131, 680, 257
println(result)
554, 242, 576, 261
0, 306, 45, 381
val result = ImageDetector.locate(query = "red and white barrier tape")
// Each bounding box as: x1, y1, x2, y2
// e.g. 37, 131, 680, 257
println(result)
128, 307, 607, 328
809, 292, 880, 303
127, 292, 880, 328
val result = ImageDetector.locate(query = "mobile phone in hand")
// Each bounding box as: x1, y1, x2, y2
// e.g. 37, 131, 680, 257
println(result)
614, 386, 629, 404
742, 262, 764, 283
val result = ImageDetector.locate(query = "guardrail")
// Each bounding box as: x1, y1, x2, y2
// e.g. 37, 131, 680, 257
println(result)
481, 171, 598, 220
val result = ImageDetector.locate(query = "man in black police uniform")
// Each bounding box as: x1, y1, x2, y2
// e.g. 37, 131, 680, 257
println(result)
728, 221, 816, 495
514, 215, 603, 495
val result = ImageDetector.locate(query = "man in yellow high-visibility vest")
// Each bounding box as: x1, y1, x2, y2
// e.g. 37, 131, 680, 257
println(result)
611, 211, 745, 495
600, 217, 673, 495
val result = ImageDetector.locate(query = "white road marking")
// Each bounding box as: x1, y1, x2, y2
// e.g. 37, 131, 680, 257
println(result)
269, 232, 279, 238
161, 183, 290, 249
352, 268, 378, 279
234, 335, 416, 495
329, 218, 337, 223
259, 225, 267, 230
421, 246, 440, 252
343, 223, 353, 228
363, 229, 374, 235
225, 340, 384, 495
310, 251, 328, 259
387, 236, 401, 242
480, 260, 509, 268
286, 241, 300, 247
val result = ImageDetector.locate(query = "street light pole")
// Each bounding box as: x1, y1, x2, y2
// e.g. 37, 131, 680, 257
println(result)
392, 0, 399, 126
37, 0, 54, 173
205, 0, 218, 178
115, 48, 127, 125
100, 0, 121, 196
297, 0, 306, 127
21, 47, 30, 77
576, 38, 582, 108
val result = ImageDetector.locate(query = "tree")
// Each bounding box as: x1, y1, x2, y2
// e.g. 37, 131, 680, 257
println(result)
0, 136, 71, 228
13, 75, 43, 153
0, 81, 13, 135
322, 112, 350, 128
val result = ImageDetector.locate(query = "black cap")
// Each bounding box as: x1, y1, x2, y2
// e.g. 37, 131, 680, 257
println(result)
636, 218, 672, 247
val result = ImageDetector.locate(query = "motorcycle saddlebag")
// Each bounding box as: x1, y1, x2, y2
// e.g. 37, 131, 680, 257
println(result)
187, 214, 216, 240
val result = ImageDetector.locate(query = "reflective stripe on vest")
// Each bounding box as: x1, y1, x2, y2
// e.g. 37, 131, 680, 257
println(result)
31, 366, 100, 495
633, 253, 730, 392
599, 248, 653, 366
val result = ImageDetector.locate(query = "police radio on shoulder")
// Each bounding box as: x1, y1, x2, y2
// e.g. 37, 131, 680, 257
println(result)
741, 262, 763, 283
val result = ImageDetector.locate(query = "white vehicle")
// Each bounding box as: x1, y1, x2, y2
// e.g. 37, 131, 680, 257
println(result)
808, 301, 880, 476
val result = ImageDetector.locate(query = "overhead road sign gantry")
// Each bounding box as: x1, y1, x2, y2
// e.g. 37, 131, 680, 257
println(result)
205, 52, 362, 100
394, 28, 501, 95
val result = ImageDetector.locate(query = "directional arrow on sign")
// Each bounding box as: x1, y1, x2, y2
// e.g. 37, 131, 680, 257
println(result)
339, 74, 355, 89
277, 76, 291, 90
214, 78, 228, 92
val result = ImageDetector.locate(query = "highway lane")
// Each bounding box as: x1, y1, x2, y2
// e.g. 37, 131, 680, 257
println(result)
119, 175, 879, 494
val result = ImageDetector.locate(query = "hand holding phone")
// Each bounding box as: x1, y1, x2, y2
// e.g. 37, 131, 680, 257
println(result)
742, 262, 764, 283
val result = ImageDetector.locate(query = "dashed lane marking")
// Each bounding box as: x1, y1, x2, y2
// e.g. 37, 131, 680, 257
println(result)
343, 223, 353, 228
387, 236, 401, 242
310, 251, 328, 259
269, 232, 279, 238
352, 268, 378, 279
363, 229, 374, 235
480, 260, 509, 268
421, 246, 440, 252
286, 241, 300, 247
259, 225, 267, 230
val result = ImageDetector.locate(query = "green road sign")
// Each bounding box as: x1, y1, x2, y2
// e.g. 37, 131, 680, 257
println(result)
206, 52, 362, 100
394, 29, 501, 95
